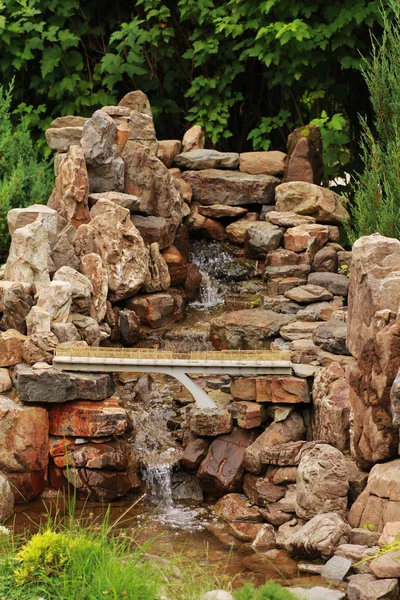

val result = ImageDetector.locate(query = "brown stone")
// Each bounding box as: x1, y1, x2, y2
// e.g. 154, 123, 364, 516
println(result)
52, 439, 133, 470
8, 470, 46, 503
48, 399, 129, 437
161, 246, 188, 286
80, 253, 108, 322
0, 283, 33, 334
260, 441, 320, 466
126, 291, 184, 329
45, 126, 83, 151
287, 512, 351, 559
0, 473, 14, 519
265, 277, 307, 296
189, 408, 232, 437
229, 401, 267, 428
255, 376, 310, 404
239, 151, 286, 176
119, 90, 152, 116
280, 321, 323, 341
285, 125, 323, 185
214, 493, 263, 522
157, 140, 182, 167
174, 149, 239, 170
64, 467, 140, 501
308, 272, 349, 297
284, 284, 333, 304
22, 331, 59, 365
266, 211, 316, 227
181, 438, 210, 470
313, 247, 338, 273
275, 182, 349, 224
197, 428, 258, 497
228, 522, 264, 542
225, 216, 258, 244
347, 574, 399, 600
142, 243, 171, 293
252, 524, 277, 552
243, 474, 286, 505
244, 222, 283, 259
290, 338, 355, 368
0, 329, 27, 367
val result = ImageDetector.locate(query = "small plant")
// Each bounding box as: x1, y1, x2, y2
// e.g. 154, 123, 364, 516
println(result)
338, 264, 350, 277
234, 581, 297, 600
362, 523, 376, 532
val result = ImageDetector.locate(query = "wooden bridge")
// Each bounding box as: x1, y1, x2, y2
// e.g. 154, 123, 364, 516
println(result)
53, 347, 292, 409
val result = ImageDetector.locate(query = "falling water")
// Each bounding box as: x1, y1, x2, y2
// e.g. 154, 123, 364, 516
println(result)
142, 463, 174, 509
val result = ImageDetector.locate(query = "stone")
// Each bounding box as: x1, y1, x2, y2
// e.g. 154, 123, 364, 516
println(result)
197, 428, 258, 496
266, 211, 316, 227
0, 281, 31, 311
244, 222, 283, 258
239, 151, 286, 176
290, 339, 355, 368
87, 157, 125, 193
14, 364, 114, 403
185, 263, 202, 300
228, 522, 264, 541
126, 291, 184, 329
64, 467, 139, 501
264, 264, 312, 282
285, 125, 323, 185
229, 401, 267, 428
313, 320, 350, 355
80, 253, 108, 322
7, 471, 46, 503
321, 555, 352, 585
287, 587, 345, 600
287, 513, 351, 559
157, 140, 182, 167
0, 283, 33, 334
243, 474, 286, 505
297, 301, 342, 323
314, 247, 338, 273
261, 294, 301, 314
53, 266, 93, 315
128, 110, 156, 146
119, 90, 152, 116
142, 242, 171, 293
284, 285, 333, 304
312, 362, 350, 452
265, 277, 308, 297
75, 199, 148, 301
181, 438, 210, 470
70, 314, 101, 346
296, 444, 349, 519
51, 115, 87, 128
275, 182, 349, 224
214, 493, 262, 522
22, 331, 59, 364
119, 310, 141, 345
198, 205, 248, 219
308, 272, 349, 297
201, 591, 234, 600
251, 524, 276, 552
280, 321, 324, 341
338, 250, 352, 272
0, 473, 13, 520
370, 551, 400, 579
244, 412, 306, 474
0, 329, 27, 367
26, 306, 51, 335
52, 439, 133, 470
181, 169, 279, 206
210, 309, 296, 350
187, 206, 226, 241
45, 126, 83, 151
131, 214, 178, 249
0, 396, 49, 472
174, 149, 239, 170
379, 522, 400, 547
255, 376, 310, 404
347, 234, 400, 359
182, 125, 205, 152
260, 441, 319, 466
284, 224, 330, 252
0, 368, 12, 393
81, 109, 117, 166
48, 145, 90, 228
225, 216, 258, 244
35, 280, 72, 323
88, 191, 145, 212
189, 408, 232, 436
4, 219, 50, 286
350, 529, 381, 547
347, 574, 399, 600
171, 472, 204, 503
161, 246, 188, 286
48, 399, 129, 437
259, 503, 293, 526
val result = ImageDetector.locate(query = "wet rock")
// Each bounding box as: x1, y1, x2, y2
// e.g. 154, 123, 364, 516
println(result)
189, 408, 232, 436
53, 266, 93, 315
14, 364, 114, 403
240, 151, 286, 176
285, 124, 323, 185
266, 211, 316, 227
119, 309, 141, 345
64, 467, 140, 501
244, 412, 306, 474
0, 283, 33, 333
75, 199, 148, 301
244, 222, 283, 259
228, 522, 264, 541
210, 309, 296, 350
347, 574, 399, 599
80, 253, 108, 322
181, 169, 279, 206
198, 205, 248, 219
313, 320, 349, 355
0, 329, 27, 366
48, 145, 90, 228
126, 291, 184, 329
45, 126, 83, 151
0, 368, 12, 393
287, 512, 351, 559
4, 219, 50, 286
181, 438, 210, 470
7, 470, 46, 503
187, 205, 226, 241
275, 182, 349, 224
22, 331, 58, 364
0, 473, 13, 520
312, 362, 350, 452
182, 125, 205, 152
171, 472, 204, 503
48, 399, 129, 437
243, 474, 286, 505
314, 247, 338, 273
229, 401, 267, 428
296, 444, 349, 519
285, 285, 332, 304
251, 524, 276, 552
284, 224, 329, 252
35, 280, 72, 323
174, 149, 239, 170
214, 493, 262, 522
0, 396, 49, 472
197, 428, 257, 496
142, 242, 171, 293
157, 140, 182, 167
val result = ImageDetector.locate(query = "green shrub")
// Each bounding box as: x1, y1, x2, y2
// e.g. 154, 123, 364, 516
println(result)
0, 83, 53, 263
234, 581, 297, 600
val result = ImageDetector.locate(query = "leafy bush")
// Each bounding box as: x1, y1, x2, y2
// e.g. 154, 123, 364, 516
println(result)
0, 83, 53, 263
234, 581, 297, 600
350, 0, 400, 242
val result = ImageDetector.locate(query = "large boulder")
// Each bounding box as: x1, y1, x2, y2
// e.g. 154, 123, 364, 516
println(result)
296, 444, 349, 520
181, 169, 280, 206
53, 266, 93, 315
74, 199, 148, 301
275, 182, 349, 224
287, 512, 351, 559
4, 219, 50, 285
48, 399, 129, 437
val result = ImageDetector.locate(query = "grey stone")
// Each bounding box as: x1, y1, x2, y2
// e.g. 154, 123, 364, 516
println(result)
81, 109, 117, 166
313, 320, 350, 355
174, 149, 239, 170
171, 472, 204, 503
0, 473, 14, 520
347, 573, 399, 600
287, 513, 351, 559
45, 126, 83, 151
287, 587, 345, 600
201, 592, 235, 600
321, 555, 352, 585
308, 272, 349, 297
87, 158, 125, 193
244, 222, 283, 258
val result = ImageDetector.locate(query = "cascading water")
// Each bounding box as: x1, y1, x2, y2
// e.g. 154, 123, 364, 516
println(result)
142, 463, 174, 509
188, 240, 236, 308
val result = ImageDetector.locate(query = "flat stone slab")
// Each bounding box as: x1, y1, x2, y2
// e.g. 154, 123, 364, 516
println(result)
174, 149, 239, 170
321, 555, 352, 585
288, 587, 345, 600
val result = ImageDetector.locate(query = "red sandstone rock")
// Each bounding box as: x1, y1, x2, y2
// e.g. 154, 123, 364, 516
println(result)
126, 290, 185, 329
48, 399, 129, 437
229, 401, 267, 428
7, 471, 46, 503
64, 467, 140, 501
0, 329, 27, 367
181, 438, 210, 470
255, 376, 310, 404
285, 125, 323, 185
162, 246, 188, 286
214, 493, 263, 522
243, 474, 286, 505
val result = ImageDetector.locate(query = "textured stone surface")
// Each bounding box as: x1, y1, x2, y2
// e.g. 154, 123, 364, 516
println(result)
229, 401, 267, 428
35, 280, 72, 324
313, 320, 349, 355
64, 467, 140, 501
308, 272, 349, 297
370, 551, 400, 579
181, 169, 279, 206
244, 222, 283, 258
243, 474, 286, 505
288, 587, 345, 600
22, 331, 59, 364
5, 219, 50, 286
0, 368, 12, 393
51, 439, 133, 470
214, 493, 262, 522
275, 182, 349, 224
284, 224, 329, 252
0, 283, 33, 334
296, 444, 349, 519
80, 253, 108, 322
321, 555, 352, 585
255, 376, 310, 404
0, 473, 14, 520
182, 125, 205, 152
240, 151, 286, 176
48, 399, 129, 437
285, 285, 332, 304
142, 242, 171, 293
189, 408, 232, 436
198, 204, 248, 219
45, 126, 83, 151
175, 149, 239, 170
267, 211, 316, 227
314, 247, 338, 273
285, 125, 323, 185
126, 291, 184, 329
280, 321, 323, 341
119, 90, 152, 116
181, 438, 210, 470
287, 513, 351, 559
347, 574, 399, 600
0, 329, 27, 367
225, 216, 258, 244
157, 140, 181, 167
53, 266, 93, 315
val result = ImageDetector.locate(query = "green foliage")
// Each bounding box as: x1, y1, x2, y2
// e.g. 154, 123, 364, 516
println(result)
0, 83, 53, 263
350, 0, 400, 242
0, 0, 384, 179
234, 581, 297, 600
